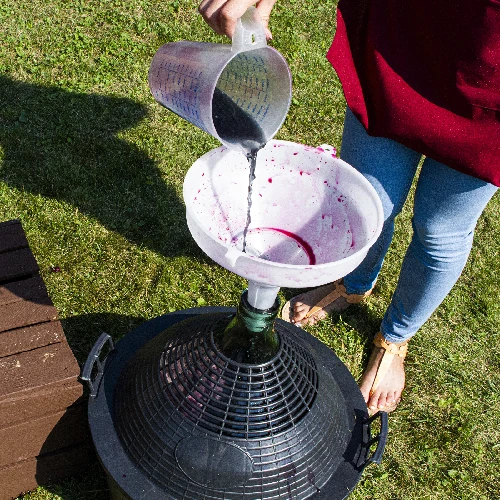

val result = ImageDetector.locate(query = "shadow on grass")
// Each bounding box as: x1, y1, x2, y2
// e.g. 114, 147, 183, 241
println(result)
60, 312, 146, 364
0, 75, 199, 259
34, 462, 110, 500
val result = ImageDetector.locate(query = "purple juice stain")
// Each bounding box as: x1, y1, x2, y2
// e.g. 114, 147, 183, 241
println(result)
265, 227, 316, 265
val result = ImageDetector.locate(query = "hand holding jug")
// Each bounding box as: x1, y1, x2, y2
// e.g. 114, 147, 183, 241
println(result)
148, 7, 291, 153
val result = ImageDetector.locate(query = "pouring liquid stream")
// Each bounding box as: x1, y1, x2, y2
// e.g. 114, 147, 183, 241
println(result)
212, 87, 266, 253
242, 150, 258, 253
212, 88, 318, 266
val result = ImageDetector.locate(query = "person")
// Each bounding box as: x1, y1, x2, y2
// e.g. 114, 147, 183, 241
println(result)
198, 0, 500, 414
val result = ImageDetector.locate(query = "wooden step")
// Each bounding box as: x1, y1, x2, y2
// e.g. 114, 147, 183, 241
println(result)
0, 442, 96, 500
0, 219, 92, 498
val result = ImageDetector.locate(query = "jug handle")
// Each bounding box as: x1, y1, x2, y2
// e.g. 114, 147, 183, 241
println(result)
232, 6, 267, 52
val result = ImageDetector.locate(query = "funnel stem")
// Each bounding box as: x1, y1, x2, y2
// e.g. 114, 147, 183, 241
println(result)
247, 281, 280, 310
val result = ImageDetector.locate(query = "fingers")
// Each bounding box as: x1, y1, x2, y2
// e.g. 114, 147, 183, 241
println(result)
199, 0, 277, 39
198, 0, 235, 37
254, 0, 278, 39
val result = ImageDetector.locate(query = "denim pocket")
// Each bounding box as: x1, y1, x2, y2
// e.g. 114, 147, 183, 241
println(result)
456, 0, 500, 111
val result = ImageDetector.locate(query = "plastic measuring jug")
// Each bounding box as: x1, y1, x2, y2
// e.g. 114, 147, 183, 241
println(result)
148, 7, 292, 153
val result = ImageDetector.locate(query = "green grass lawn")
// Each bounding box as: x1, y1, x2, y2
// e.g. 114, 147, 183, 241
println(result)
1, 0, 499, 499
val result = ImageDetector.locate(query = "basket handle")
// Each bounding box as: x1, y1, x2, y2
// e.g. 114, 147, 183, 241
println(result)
362, 410, 388, 467
80, 332, 115, 398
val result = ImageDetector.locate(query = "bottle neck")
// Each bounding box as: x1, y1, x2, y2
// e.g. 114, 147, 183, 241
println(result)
215, 290, 280, 364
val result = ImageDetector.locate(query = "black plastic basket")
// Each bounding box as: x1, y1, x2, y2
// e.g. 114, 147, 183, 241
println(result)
82, 307, 387, 500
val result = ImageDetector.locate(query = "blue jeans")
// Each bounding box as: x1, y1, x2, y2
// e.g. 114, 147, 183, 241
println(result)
341, 108, 497, 343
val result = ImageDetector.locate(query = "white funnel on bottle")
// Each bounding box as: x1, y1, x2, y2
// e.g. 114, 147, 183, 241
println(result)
183, 140, 384, 309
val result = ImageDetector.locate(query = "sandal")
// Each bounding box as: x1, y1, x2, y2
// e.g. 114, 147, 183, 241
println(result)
280, 279, 374, 326
365, 332, 409, 415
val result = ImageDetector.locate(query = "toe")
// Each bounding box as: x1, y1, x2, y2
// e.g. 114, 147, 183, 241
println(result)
368, 399, 379, 413
367, 390, 382, 412
293, 301, 308, 316
385, 391, 396, 406
293, 301, 315, 324
359, 375, 373, 403
296, 309, 327, 327
304, 310, 326, 325
290, 299, 308, 322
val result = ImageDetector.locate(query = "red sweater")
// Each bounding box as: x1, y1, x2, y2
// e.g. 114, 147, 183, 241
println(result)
327, 0, 500, 186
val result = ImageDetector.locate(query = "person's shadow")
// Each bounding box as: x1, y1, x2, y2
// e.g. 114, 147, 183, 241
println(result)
0, 74, 201, 258
0, 75, 211, 498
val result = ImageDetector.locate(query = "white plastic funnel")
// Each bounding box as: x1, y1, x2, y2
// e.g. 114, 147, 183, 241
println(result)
183, 140, 384, 303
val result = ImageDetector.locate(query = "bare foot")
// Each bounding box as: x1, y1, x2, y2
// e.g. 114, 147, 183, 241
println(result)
288, 282, 352, 326
359, 343, 406, 413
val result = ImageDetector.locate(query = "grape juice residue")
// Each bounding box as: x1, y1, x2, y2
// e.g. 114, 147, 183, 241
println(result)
265, 228, 316, 265
212, 87, 266, 152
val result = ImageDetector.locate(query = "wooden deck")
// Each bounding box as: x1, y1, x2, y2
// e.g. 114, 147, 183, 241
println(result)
0, 220, 93, 500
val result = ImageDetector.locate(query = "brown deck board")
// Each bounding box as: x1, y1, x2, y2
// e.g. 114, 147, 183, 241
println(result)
0, 297, 58, 333
0, 378, 83, 429
0, 221, 89, 498
0, 275, 49, 307
0, 220, 29, 254
0, 442, 95, 500
0, 321, 66, 358
0, 403, 88, 467
0, 342, 81, 398
0, 247, 39, 283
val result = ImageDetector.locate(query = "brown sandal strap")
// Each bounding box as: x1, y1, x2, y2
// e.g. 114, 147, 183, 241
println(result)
369, 332, 409, 397
373, 332, 408, 358
303, 280, 372, 320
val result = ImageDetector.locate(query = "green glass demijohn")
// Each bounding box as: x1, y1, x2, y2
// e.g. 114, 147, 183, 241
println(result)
214, 289, 280, 364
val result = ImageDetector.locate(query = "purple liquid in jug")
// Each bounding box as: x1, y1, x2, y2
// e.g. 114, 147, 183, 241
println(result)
212, 87, 266, 153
